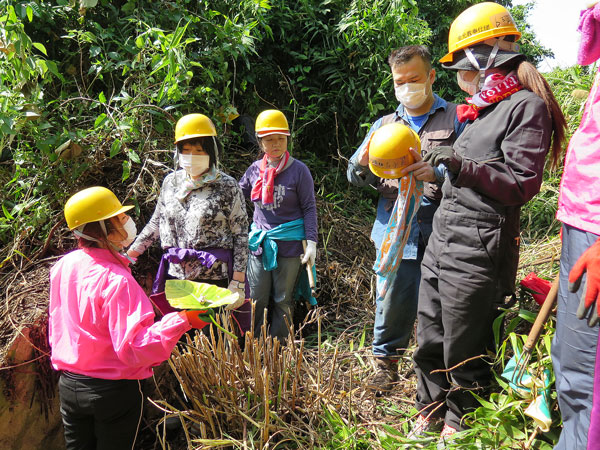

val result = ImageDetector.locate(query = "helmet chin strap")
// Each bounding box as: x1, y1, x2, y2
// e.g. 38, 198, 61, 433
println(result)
73, 221, 105, 244
464, 38, 502, 91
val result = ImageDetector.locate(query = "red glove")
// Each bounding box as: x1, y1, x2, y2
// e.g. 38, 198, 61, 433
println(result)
179, 310, 212, 330
571, 238, 600, 327
520, 272, 553, 306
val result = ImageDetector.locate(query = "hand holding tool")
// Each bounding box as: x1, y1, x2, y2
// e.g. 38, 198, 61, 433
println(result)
302, 240, 316, 297
301, 240, 317, 267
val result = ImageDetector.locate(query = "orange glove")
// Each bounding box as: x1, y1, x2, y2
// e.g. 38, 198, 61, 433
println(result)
179, 310, 212, 329
571, 238, 600, 327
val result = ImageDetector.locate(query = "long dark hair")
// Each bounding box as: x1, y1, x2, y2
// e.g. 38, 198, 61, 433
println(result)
503, 59, 567, 170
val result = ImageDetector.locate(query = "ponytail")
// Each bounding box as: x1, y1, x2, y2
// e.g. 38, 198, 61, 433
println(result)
515, 61, 567, 170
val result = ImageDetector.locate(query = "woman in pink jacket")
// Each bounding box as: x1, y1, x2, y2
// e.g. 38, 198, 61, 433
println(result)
552, 4, 600, 449
49, 186, 207, 450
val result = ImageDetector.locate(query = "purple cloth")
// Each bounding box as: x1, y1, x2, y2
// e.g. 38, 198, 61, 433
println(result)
239, 158, 318, 258
151, 247, 251, 333
578, 3, 600, 65
589, 328, 600, 449
152, 247, 221, 294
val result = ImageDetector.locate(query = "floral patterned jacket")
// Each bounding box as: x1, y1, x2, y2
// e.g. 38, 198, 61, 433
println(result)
130, 169, 248, 281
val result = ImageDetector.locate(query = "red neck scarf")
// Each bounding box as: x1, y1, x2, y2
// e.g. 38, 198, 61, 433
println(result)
457, 72, 523, 123
250, 151, 290, 205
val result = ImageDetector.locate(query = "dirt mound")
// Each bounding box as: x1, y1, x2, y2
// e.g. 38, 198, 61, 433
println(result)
0, 259, 63, 449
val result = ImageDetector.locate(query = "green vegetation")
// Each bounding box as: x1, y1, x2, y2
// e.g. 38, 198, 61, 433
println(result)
1, 0, 550, 256
1, 0, 596, 449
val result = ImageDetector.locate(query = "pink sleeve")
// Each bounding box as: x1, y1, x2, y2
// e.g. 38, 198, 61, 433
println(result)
103, 274, 191, 369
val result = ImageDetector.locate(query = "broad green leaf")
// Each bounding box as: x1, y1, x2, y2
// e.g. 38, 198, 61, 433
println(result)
26, 6, 32, 22
44, 60, 64, 81
33, 42, 47, 55
89, 46, 101, 57
165, 279, 240, 310
98, 91, 106, 103
94, 113, 107, 128
110, 139, 121, 157
128, 149, 141, 164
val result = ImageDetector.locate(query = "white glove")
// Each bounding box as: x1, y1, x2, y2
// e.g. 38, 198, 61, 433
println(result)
226, 280, 246, 311
301, 240, 317, 267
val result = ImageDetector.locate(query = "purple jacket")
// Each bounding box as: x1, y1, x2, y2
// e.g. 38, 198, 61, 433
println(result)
239, 157, 318, 258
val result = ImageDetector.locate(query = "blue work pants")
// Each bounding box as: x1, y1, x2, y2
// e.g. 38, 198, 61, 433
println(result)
372, 250, 423, 357
552, 224, 600, 450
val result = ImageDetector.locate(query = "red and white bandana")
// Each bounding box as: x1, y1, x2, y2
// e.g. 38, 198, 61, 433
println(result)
250, 151, 290, 205
457, 71, 523, 123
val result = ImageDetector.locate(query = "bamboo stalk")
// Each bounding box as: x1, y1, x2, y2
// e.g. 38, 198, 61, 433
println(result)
262, 367, 270, 447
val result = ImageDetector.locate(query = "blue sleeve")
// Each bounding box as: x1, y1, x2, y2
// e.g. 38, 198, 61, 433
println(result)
433, 164, 448, 183
346, 118, 383, 187
454, 116, 467, 137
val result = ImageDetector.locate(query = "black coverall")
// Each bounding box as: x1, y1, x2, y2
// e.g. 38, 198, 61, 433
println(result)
413, 89, 552, 430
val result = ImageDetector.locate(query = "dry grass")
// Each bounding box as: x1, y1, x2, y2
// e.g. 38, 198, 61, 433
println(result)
144, 196, 421, 448
158, 307, 418, 450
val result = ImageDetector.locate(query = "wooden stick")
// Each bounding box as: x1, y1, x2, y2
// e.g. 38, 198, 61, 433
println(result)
524, 274, 559, 352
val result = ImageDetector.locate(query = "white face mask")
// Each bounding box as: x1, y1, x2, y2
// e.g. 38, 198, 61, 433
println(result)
394, 82, 429, 109
179, 154, 210, 177
457, 70, 481, 96
120, 216, 137, 247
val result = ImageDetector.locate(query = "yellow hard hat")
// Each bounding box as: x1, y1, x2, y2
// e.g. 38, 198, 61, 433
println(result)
64, 186, 134, 230
440, 2, 521, 64
174, 114, 217, 144
368, 123, 420, 179
255, 109, 290, 137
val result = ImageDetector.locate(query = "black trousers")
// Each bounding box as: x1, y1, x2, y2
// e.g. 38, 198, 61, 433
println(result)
413, 208, 504, 430
58, 372, 143, 450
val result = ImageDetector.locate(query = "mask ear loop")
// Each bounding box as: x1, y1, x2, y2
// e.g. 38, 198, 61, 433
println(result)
98, 219, 122, 253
